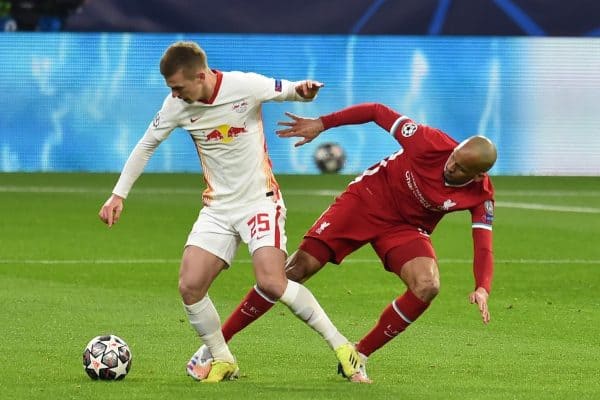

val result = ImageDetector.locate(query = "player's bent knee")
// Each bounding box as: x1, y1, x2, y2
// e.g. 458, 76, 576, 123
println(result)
400, 257, 440, 302
412, 276, 440, 301
178, 266, 206, 301
256, 277, 287, 300
178, 245, 226, 302
178, 278, 206, 304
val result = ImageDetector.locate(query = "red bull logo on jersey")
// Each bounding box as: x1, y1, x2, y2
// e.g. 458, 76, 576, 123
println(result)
227, 126, 246, 137
206, 130, 223, 141
205, 124, 247, 143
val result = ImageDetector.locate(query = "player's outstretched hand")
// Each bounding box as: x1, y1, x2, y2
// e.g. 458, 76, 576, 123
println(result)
276, 112, 325, 147
98, 194, 124, 227
469, 287, 490, 324
294, 80, 324, 100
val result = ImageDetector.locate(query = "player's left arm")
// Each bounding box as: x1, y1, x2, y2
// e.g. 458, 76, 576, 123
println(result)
245, 72, 323, 103
470, 199, 495, 324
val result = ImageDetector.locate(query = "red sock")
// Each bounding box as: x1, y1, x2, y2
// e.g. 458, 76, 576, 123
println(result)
221, 286, 276, 342
357, 290, 430, 356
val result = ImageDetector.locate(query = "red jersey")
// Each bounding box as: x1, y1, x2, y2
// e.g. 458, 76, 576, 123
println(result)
321, 103, 495, 292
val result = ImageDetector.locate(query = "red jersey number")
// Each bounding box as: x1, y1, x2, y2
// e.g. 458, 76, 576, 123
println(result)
350, 148, 404, 185
247, 213, 270, 238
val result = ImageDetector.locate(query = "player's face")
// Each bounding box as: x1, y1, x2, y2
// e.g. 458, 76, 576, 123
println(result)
443, 150, 480, 185
165, 69, 203, 103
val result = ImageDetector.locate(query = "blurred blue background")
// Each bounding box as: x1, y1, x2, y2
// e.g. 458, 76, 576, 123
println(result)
32, 0, 600, 37
1, 1, 599, 175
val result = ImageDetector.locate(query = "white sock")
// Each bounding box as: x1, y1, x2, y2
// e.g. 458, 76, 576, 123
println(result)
183, 296, 235, 363
279, 280, 348, 349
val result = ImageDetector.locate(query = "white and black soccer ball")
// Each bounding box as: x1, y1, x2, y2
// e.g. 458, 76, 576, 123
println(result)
314, 142, 346, 173
83, 334, 132, 380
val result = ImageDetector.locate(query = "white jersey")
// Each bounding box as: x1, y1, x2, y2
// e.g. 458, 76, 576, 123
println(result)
113, 70, 310, 209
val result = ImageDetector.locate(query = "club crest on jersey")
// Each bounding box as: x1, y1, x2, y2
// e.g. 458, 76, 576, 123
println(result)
274, 79, 282, 92
402, 122, 418, 137
232, 100, 248, 113
205, 124, 247, 143
152, 112, 160, 128
442, 199, 457, 210
315, 221, 330, 234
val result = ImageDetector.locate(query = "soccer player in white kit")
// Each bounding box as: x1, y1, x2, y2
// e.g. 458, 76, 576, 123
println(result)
98, 41, 366, 383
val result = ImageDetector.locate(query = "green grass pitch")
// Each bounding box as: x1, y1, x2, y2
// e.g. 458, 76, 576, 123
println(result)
1, 173, 599, 399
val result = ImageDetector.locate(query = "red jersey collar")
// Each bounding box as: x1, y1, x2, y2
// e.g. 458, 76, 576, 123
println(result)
199, 70, 222, 105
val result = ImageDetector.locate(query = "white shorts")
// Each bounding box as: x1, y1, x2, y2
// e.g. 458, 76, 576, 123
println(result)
184, 198, 288, 266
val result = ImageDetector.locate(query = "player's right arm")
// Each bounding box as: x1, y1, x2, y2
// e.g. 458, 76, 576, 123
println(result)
320, 102, 400, 131
276, 103, 402, 147
97, 130, 162, 227
98, 98, 178, 227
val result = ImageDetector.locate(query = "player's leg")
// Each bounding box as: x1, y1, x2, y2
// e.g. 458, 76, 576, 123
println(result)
185, 202, 286, 380
219, 242, 328, 344
219, 201, 289, 342
182, 208, 241, 382
179, 245, 224, 304
290, 242, 372, 383
190, 246, 328, 380
220, 284, 276, 342
252, 246, 349, 348
222, 190, 364, 341
219, 200, 328, 342
356, 240, 439, 358
180, 245, 238, 381
291, 197, 373, 382
252, 245, 365, 381
285, 239, 330, 283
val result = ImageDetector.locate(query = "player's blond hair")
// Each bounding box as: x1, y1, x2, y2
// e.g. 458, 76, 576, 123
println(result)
159, 41, 208, 79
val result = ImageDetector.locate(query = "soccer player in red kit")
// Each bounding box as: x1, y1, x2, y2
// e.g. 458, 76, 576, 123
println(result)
191, 102, 497, 383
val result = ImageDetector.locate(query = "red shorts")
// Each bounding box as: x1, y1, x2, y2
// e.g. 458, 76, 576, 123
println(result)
301, 191, 436, 271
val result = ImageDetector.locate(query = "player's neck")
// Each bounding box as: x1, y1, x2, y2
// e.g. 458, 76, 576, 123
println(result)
444, 177, 474, 187
199, 70, 218, 101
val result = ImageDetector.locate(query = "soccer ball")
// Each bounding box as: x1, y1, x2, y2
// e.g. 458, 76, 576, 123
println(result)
314, 142, 346, 173
83, 334, 132, 380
